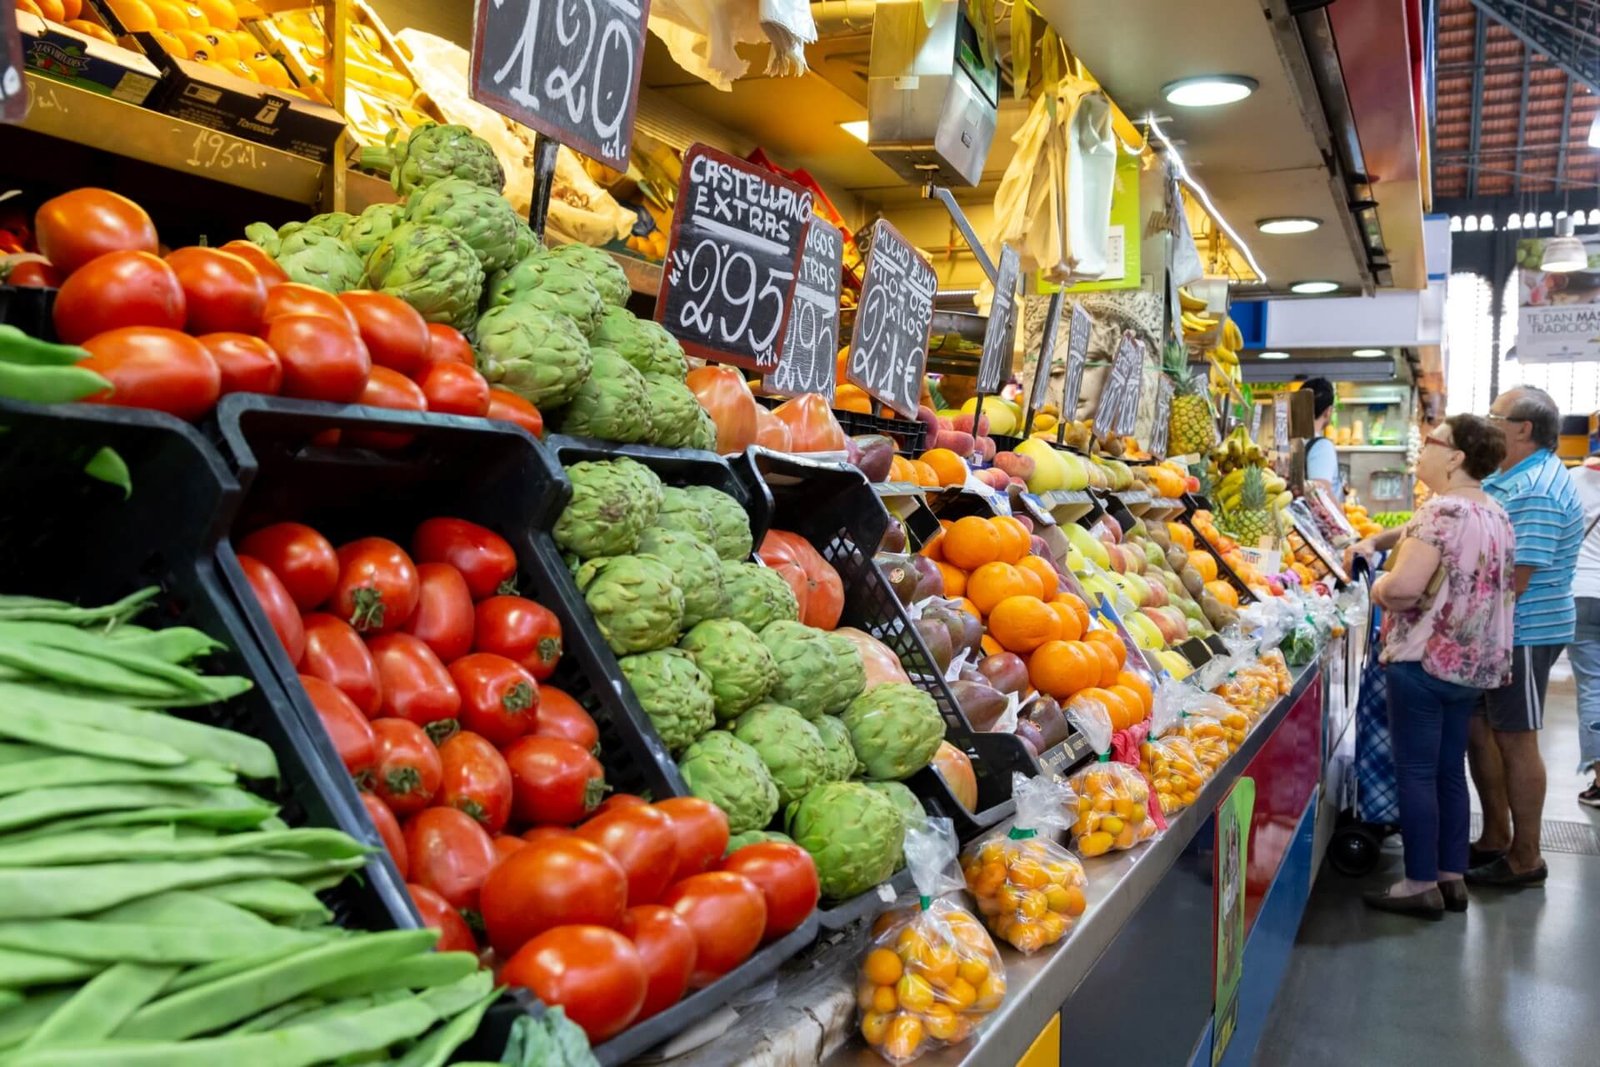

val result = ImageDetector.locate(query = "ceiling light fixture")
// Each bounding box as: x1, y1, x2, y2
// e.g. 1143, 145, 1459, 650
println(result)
1291, 281, 1340, 295
1258, 351, 1291, 360
839, 120, 870, 143
1352, 348, 1387, 358
1257, 217, 1322, 235
1540, 214, 1587, 272
1161, 76, 1258, 108
1144, 116, 1267, 284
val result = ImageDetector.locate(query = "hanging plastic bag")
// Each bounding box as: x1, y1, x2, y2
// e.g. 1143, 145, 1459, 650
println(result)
1068, 760, 1157, 857
1062, 686, 1113, 756
857, 818, 1006, 1063
1140, 734, 1206, 815
961, 774, 1087, 953
1258, 647, 1291, 695
759, 0, 816, 77
649, 0, 761, 90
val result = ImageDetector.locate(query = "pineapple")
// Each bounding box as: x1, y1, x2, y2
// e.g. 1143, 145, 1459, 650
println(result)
1220, 466, 1274, 547
1168, 370, 1217, 457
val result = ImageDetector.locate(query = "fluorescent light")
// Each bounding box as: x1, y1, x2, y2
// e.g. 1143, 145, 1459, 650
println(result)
840, 120, 870, 143
1353, 348, 1387, 358
1144, 117, 1267, 284
1161, 76, 1258, 108
1257, 217, 1321, 235
1258, 351, 1291, 360
1291, 280, 1339, 294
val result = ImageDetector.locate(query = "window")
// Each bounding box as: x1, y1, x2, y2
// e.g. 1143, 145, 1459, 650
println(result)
1446, 271, 1494, 416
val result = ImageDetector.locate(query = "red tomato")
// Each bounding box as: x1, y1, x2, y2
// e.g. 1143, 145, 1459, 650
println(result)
449, 653, 538, 749
403, 806, 498, 911
299, 613, 382, 716
261, 283, 357, 329
503, 735, 604, 827
662, 872, 767, 987
593, 794, 649, 818
6, 261, 62, 288
491, 834, 528, 863
370, 718, 442, 817
522, 826, 572, 845
411, 518, 517, 601
78, 327, 220, 420
418, 362, 489, 417
402, 563, 475, 663
299, 673, 375, 776
267, 314, 371, 404
197, 332, 282, 396
425, 322, 475, 367
361, 791, 408, 878
719, 842, 819, 941
619, 905, 697, 1020
338, 291, 431, 377
54, 251, 185, 344
653, 798, 730, 880
237, 522, 338, 611
333, 537, 420, 634
437, 730, 513, 834
165, 246, 267, 334
367, 633, 460, 732
474, 596, 562, 678
347, 366, 427, 449
481, 837, 629, 958
533, 686, 597, 752
236, 553, 304, 662
35, 188, 157, 277
486, 388, 543, 438
575, 804, 679, 906
219, 240, 289, 287
407, 882, 476, 952
501, 926, 646, 1043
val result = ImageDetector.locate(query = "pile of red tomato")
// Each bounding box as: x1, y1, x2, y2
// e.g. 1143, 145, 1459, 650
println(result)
235, 514, 822, 1043
25, 187, 541, 436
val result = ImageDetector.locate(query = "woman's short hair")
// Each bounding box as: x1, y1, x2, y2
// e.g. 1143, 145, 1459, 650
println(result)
1446, 413, 1506, 479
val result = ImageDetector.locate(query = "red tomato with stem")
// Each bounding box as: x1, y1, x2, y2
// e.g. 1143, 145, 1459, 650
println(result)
407, 882, 475, 952
165, 246, 266, 334
197, 332, 281, 396
260, 283, 358, 329
361, 791, 408, 878
402, 562, 475, 663
485, 388, 543, 438
418, 362, 489, 417
719, 842, 819, 941
338, 291, 431, 377
533, 685, 597, 752
437, 730, 513, 834
424, 322, 475, 367
502, 926, 647, 1043
299, 613, 382, 716
55, 251, 185, 344
402, 806, 498, 912
347, 366, 427, 449
619, 905, 697, 1021
662, 872, 767, 987
35, 188, 157, 277
575, 803, 679, 906
6, 261, 62, 288
449, 653, 538, 749
653, 798, 729, 880
593, 794, 648, 818
78, 327, 219, 420
503, 735, 605, 827
236, 553, 304, 662
267, 314, 371, 404
219, 240, 289, 287
333, 537, 419, 633
480, 838, 628, 958
237, 522, 338, 611
411, 518, 517, 600
367, 633, 460, 735
491, 834, 528, 863
299, 673, 374, 777
473, 596, 562, 678
370, 718, 442, 817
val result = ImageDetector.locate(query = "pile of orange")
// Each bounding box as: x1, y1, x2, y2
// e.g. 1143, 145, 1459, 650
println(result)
98, 0, 298, 88
1068, 762, 1157, 857
889, 454, 942, 487
1140, 736, 1207, 815
857, 904, 1006, 1061
962, 835, 1088, 954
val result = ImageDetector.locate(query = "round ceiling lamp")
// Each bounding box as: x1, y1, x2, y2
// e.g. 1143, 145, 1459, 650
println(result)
1290, 281, 1340, 295
1258, 351, 1291, 360
1257, 217, 1321, 235
1161, 76, 1258, 108
1352, 348, 1387, 358
1541, 215, 1587, 273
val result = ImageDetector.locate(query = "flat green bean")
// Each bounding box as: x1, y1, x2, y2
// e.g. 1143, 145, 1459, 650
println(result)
227, 997, 325, 1034
0, 328, 92, 368
0, 588, 157, 626
18, 962, 178, 1051
0, 362, 111, 404
0, 827, 366, 868
308, 950, 479, 999
26, 679, 252, 708
100, 890, 278, 929
390, 989, 499, 1067
0, 946, 102, 988
0, 753, 234, 796
0, 743, 45, 765
0, 991, 74, 1051
0, 792, 277, 838
0, 783, 264, 833
162, 941, 309, 996
0, 695, 187, 767
195, 878, 334, 923
0, 638, 192, 698
98, 628, 222, 664
0, 990, 18, 1012
0, 624, 217, 692
276, 989, 407, 1028
0, 916, 322, 964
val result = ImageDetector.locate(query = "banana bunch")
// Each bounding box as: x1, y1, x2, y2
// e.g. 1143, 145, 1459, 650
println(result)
1181, 310, 1218, 342
1214, 459, 1291, 513
1210, 428, 1265, 476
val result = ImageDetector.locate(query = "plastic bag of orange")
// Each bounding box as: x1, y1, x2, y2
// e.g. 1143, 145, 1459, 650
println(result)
1214, 665, 1276, 720
960, 773, 1086, 954
1258, 647, 1292, 694
1067, 760, 1157, 857
857, 818, 1007, 1063
1140, 735, 1207, 815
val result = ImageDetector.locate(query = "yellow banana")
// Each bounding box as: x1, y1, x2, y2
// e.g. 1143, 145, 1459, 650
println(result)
1179, 288, 1208, 312
1224, 317, 1243, 351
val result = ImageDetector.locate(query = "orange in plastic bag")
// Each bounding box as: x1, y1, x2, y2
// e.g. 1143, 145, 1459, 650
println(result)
1259, 648, 1292, 694
1068, 760, 1157, 857
1140, 735, 1207, 815
961, 774, 1087, 953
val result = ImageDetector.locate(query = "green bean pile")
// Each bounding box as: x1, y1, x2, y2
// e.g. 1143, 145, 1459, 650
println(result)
0, 588, 498, 1065
0, 325, 110, 407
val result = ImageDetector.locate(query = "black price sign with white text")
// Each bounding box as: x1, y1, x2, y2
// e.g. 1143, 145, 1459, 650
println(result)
1094, 332, 1144, 437
977, 243, 1021, 393
764, 219, 843, 397
1150, 373, 1175, 460
846, 219, 937, 417
1062, 301, 1092, 417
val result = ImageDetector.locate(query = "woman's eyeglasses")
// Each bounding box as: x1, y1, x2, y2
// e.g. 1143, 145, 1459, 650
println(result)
1423, 433, 1457, 450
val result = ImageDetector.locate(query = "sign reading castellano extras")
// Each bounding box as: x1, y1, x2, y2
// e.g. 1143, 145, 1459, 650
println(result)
1514, 236, 1600, 363
846, 219, 937, 418
764, 219, 844, 398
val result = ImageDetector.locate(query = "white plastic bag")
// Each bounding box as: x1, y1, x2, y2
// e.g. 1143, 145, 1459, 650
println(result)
961, 774, 1086, 953
650, 0, 760, 90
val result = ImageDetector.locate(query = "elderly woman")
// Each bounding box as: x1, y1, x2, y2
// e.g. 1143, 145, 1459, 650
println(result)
1362, 415, 1516, 919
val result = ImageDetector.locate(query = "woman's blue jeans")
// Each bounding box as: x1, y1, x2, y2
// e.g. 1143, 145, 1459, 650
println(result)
1385, 661, 1481, 882
1567, 597, 1600, 773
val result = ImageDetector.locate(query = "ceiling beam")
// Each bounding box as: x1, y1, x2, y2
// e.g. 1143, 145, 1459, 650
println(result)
1556, 75, 1576, 185
1513, 45, 1533, 194
1469, 0, 1600, 94
1467, 15, 1487, 197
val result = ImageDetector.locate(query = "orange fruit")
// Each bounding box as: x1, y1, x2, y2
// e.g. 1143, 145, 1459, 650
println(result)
1084, 628, 1127, 668
988, 595, 1059, 654
1116, 671, 1154, 715
1205, 579, 1240, 609
173, 27, 211, 56
1048, 600, 1083, 641
956, 597, 983, 620
201, 29, 239, 61
863, 948, 902, 986
967, 561, 1026, 615
1017, 554, 1059, 594
889, 454, 916, 483
148, 26, 188, 54
1068, 687, 1117, 731
179, 1, 207, 27
59, 0, 82, 19
1109, 685, 1147, 728
1027, 640, 1075, 697
194, 0, 237, 28
35, 0, 64, 19
1187, 550, 1218, 583
991, 516, 1031, 563
107, 0, 158, 30
1087, 640, 1121, 687
919, 532, 945, 562
934, 561, 967, 598
920, 447, 970, 487
980, 634, 1002, 656
146, 0, 187, 28
943, 516, 1003, 570
1015, 565, 1046, 600
1053, 592, 1091, 635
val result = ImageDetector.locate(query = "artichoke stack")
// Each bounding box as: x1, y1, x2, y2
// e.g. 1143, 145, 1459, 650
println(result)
366, 222, 485, 330
678, 619, 777, 721
786, 782, 906, 899
361, 122, 506, 197
552, 349, 651, 446
243, 216, 364, 293
678, 731, 779, 835
553, 457, 663, 560
575, 555, 684, 655
618, 649, 715, 752
405, 178, 524, 274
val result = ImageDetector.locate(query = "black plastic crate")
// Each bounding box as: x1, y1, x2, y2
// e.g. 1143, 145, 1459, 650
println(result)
0, 399, 409, 933
0, 285, 57, 339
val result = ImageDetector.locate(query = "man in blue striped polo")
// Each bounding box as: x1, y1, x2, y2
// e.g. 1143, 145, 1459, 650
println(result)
1467, 386, 1582, 887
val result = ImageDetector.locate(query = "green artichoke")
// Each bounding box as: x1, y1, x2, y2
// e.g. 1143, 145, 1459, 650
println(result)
785, 781, 904, 898
654, 486, 718, 544
554, 349, 650, 445
474, 303, 592, 410
405, 178, 523, 273
688, 407, 718, 451
678, 619, 777, 720
274, 230, 364, 293
724, 829, 796, 856
298, 212, 353, 238
243, 222, 281, 256
342, 203, 405, 261
618, 648, 715, 752
365, 222, 485, 330
678, 731, 779, 835
511, 220, 541, 262
363, 122, 505, 197
576, 555, 684, 654
864, 781, 926, 866
732, 703, 830, 807
839, 683, 945, 781
812, 715, 860, 782
640, 376, 704, 448
758, 621, 846, 720
820, 633, 868, 715
721, 562, 800, 632
682, 486, 752, 561
591, 306, 688, 379
486, 254, 605, 338
554, 457, 663, 560
636, 527, 726, 627
547, 242, 629, 306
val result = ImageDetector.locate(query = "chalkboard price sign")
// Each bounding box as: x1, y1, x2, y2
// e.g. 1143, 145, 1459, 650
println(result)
977, 243, 1021, 393
469, 0, 651, 169
764, 219, 843, 398
1062, 302, 1092, 417
0, 3, 24, 124
846, 219, 937, 417
1149, 373, 1175, 459
1273, 392, 1290, 454
656, 144, 813, 371
1027, 293, 1064, 416
1094, 332, 1144, 437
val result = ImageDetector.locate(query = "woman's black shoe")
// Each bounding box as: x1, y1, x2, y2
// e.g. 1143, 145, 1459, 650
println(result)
1362, 884, 1445, 919
1439, 879, 1468, 912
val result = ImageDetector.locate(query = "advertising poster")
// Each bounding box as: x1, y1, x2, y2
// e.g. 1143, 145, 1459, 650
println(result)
1212, 777, 1256, 1066
1514, 237, 1600, 363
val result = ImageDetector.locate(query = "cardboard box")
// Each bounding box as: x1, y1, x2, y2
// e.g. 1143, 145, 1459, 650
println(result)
17, 11, 160, 106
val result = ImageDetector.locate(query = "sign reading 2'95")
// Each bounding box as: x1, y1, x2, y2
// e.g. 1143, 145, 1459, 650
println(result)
846, 219, 936, 418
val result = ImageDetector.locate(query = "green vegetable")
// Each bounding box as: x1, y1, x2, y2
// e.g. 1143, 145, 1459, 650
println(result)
0, 783, 269, 834
0, 589, 156, 625
0, 827, 367, 867
307, 951, 478, 998
0, 362, 112, 404
0, 753, 233, 796
192, 878, 335, 924
83, 447, 131, 499
17, 963, 178, 1051
390, 988, 498, 1067
0, 325, 90, 367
